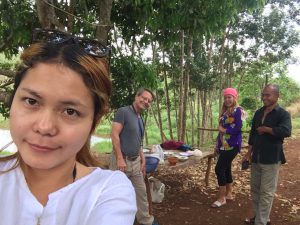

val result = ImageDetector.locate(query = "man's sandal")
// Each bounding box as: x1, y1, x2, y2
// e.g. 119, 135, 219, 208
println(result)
244, 217, 271, 225
211, 200, 226, 208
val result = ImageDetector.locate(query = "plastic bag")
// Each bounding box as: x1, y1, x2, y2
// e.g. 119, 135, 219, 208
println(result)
151, 145, 164, 163
149, 177, 165, 203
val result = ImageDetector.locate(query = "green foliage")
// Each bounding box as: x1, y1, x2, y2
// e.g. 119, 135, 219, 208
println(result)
241, 97, 257, 110
110, 56, 158, 109
237, 4, 300, 64
274, 74, 300, 106
0, 0, 39, 57
112, 0, 267, 51
0, 115, 9, 129
0, 103, 9, 119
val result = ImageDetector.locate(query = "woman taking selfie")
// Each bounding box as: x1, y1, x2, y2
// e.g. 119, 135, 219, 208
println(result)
0, 29, 136, 225
211, 87, 245, 208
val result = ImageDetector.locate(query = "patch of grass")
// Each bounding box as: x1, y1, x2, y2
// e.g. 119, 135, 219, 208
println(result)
92, 141, 112, 153
145, 129, 163, 145
292, 117, 300, 129
0, 151, 13, 156
94, 120, 112, 137
287, 101, 300, 118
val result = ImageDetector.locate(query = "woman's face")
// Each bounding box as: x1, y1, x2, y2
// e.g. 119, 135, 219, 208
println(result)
224, 94, 235, 108
10, 63, 94, 170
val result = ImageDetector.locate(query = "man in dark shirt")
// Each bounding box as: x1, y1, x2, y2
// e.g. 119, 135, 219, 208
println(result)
244, 84, 291, 225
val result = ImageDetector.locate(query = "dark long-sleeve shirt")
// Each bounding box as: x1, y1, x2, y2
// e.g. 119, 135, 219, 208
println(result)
248, 105, 291, 164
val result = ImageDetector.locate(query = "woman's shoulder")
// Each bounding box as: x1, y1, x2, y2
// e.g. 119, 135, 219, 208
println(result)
81, 168, 132, 188
232, 106, 243, 115
234, 106, 243, 112
234, 106, 247, 121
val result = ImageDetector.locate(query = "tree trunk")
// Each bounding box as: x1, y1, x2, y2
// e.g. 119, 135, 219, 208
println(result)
217, 30, 229, 113
237, 68, 245, 92
144, 114, 149, 146
189, 92, 195, 146
163, 49, 173, 140
95, 0, 113, 44
197, 90, 201, 147
150, 107, 168, 141
172, 73, 178, 140
35, 0, 64, 30
265, 74, 269, 86
66, 0, 75, 32
200, 90, 207, 146
155, 91, 164, 142
178, 30, 185, 141
179, 36, 193, 142
207, 92, 214, 141
151, 41, 164, 142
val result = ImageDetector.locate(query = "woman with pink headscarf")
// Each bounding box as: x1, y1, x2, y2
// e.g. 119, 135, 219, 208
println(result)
211, 87, 245, 208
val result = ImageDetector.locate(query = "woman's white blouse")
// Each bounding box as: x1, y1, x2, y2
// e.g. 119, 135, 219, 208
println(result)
0, 159, 137, 225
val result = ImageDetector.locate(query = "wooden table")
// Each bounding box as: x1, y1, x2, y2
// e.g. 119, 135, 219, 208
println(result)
144, 150, 215, 215
145, 150, 215, 186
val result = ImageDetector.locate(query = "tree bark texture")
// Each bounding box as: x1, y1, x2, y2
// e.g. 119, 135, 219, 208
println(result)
35, 0, 64, 30
163, 49, 173, 140
66, 0, 75, 32
187, 92, 195, 146
200, 90, 207, 146
217, 30, 229, 113
155, 91, 164, 142
96, 0, 113, 44
178, 30, 185, 141
197, 90, 201, 147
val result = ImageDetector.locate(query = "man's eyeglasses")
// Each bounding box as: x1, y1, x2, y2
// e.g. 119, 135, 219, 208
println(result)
31, 28, 110, 58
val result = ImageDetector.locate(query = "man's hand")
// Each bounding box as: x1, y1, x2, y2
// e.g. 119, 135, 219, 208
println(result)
117, 157, 127, 172
256, 126, 272, 135
140, 157, 146, 176
242, 151, 252, 164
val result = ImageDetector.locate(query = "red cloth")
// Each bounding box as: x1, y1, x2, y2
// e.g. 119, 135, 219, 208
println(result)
160, 140, 184, 150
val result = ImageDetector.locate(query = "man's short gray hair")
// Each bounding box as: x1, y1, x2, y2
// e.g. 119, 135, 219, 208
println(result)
136, 87, 156, 101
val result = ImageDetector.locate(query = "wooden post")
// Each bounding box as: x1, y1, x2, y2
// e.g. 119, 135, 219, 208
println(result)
205, 155, 214, 186
144, 174, 153, 215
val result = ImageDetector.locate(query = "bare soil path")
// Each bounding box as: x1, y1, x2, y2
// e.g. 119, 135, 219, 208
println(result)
152, 131, 300, 225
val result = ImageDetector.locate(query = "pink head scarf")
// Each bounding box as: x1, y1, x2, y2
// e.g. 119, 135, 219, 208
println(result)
223, 87, 238, 99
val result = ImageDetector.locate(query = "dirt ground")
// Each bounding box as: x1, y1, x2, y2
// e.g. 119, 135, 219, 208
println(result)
151, 131, 300, 225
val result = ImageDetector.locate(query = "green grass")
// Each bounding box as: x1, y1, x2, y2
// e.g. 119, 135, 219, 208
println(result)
0, 151, 13, 156
92, 141, 113, 153
94, 121, 112, 137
